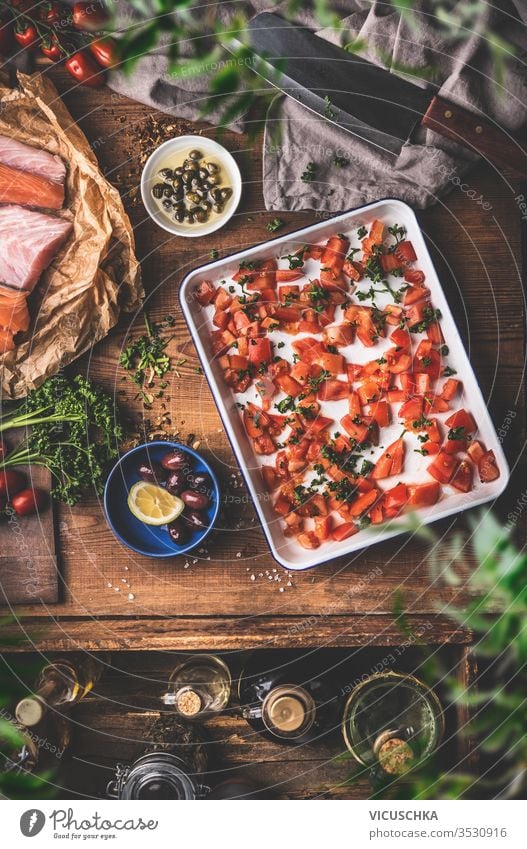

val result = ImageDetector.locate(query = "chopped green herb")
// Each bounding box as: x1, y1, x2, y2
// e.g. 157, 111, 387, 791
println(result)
301, 162, 317, 183
267, 217, 285, 233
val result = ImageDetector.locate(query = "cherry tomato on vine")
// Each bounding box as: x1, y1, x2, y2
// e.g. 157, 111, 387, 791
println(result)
0, 469, 25, 498
40, 2, 68, 25
65, 50, 105, 86
72, 2, 109, 32
41, 35, 62, 61
14, 22, 39, 49
11, 487, 47, 517
89, 35, 118, 69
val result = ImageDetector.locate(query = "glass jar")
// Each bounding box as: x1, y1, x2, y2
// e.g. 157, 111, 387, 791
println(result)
162, 654, 231, 719
238, 650, 339, 745
106, 715, 209, 800
342, 671, 445, 776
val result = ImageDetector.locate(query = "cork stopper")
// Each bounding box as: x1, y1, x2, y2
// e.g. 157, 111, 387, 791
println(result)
15, 696, 46, 728
176, 689, 202, 717
376, 737, 414, 775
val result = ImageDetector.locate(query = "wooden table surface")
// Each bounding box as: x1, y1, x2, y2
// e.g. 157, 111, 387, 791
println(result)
4, 66, 526, 651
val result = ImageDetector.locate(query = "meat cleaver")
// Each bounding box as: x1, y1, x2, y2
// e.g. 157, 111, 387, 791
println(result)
239, 12, 527, 176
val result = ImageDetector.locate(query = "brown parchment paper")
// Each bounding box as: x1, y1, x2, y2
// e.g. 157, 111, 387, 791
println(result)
0, 71, 143, 399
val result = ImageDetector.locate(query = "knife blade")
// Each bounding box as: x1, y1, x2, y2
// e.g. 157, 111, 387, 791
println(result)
238, 12, 527, 177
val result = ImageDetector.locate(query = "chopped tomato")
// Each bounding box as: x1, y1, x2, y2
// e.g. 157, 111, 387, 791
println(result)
291, 337, 325, 364
390, 327, 411, 350
445, 409, 477, 434
451, 459, 473, 493
365, 400, 391, 428
348, 391, 362, 418
479, 450, 500, 483
343, 259, 363, 281
384, 483, 408, 517
297, 531, 321, 549
324, 324, 355, 347
321, 235, 349, 275
441, 378, 461, 401
274, 306, 302, 323
253, 434, 275, 454
331, 522, 359, 542
349, 488, 380, 517
195, 280, 215, 306
248, 336, 273, 367
262, 465, 280, 491
371, 438, 405, 479
276, 269, 304, 282
276, 373, 303, 396
369, 219, 385, 244
427, 451, 460, 484
314, 514, 332, 541
340, 415, 378, 445
407, 481, 441, 508
413, 341, 441, 381
404, 269, 425, 286
380, 253, 402, 273
399, 396, 423, 420
318, 379, 350, 401
403, 284, 430, 305
426, 322, 443, 345
318, 351, 345, 375
394, 240, 417, 263
275, 451, 289, 479
467, 440, 486, 464
406, 300, 432, 328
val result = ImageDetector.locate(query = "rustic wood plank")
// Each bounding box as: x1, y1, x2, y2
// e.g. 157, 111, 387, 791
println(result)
0, 615, 471, 651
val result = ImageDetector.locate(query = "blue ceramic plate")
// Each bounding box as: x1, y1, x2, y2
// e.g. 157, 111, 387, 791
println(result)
104, 441, 220, 558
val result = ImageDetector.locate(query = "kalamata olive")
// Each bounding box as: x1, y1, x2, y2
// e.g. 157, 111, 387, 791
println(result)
172, 177, 183, 191
167, 519, 189, 545
189, 149, 202, 160
195, 210, 208, 223
188, 471, 213, 492
212, 202, 224, 214
201, 200, 212, 212
182, 509, 208, 530
175, 210, 185, 223
166, 470, 187, 495
187, 212, 195, 224
198, 168, 208, 180
161, 449, 188, 471
220, 187, 233, 201
206, 161, 219, 174
162, 184, 173, 198
138, 461, 168, 484
187, 191, 201, 204
208, 175, 220, 186
159, 167, 173, 180
162, 199, 172, 210
181, 489, 210, 510
182, 170, 193, 185
174, 166, 184, 177
211, 187, 222, 202
152, 183, 165, 199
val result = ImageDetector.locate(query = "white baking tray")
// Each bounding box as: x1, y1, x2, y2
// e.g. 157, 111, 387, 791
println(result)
180, 199, 509, 570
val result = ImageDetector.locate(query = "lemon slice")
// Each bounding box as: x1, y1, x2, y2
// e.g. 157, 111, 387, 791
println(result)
127, 481, 184, 526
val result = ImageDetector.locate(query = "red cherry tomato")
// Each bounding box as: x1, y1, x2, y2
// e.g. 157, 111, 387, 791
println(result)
65, 50, 105, 87
40, 2, 68, 24
72, 2, 109, 32
14, 23, 39, 49
0, 469, 26, 498
41, 35, 62, 61
89, 35, 118, 68
11, 487, 47, 517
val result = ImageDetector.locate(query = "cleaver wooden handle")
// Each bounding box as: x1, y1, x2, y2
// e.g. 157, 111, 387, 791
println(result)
422, 95, 527, 178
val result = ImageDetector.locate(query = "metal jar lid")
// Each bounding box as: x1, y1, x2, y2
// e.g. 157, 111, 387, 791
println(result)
111, 752, 201, 800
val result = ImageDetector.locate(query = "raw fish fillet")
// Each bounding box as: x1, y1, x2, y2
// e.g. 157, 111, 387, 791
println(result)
0, 135, 66, 184
0, 161, 64, 209
0, 206, 72, 293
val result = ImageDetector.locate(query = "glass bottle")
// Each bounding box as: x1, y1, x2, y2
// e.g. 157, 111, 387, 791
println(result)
162, 654, 231, 719
106, 715, 209, 800
341, 671, 445, 777
1, 713, 71, 777
238, 650, 340, 745
15, 652, 109, 728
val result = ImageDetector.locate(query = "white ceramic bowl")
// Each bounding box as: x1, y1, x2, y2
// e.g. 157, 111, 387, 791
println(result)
140, 135, 242, 238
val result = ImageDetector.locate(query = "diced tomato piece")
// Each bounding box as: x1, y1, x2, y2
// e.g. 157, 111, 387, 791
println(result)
319, 351, 345, 375
413, 344, 441, 381
371, 439, 405, 480
314, 514, 332, 541
196, 280, 216, 306
331, 522, 359, 542
479, 450, 500, 483
400, 373, 415, 394
399, 396, 423, 420
340, 415, 372, 445
426, 322, 443, 345
303, 415, 333, 436
318, 379, 350, 401
267, 414, 287, 433
276, 373, 303, 397
289, 362, 310, 386
427, 451, 460, 484
380, 252, 402, 273
343, 259, 363, 281
403, 285, 430, 305
441, 378, 461, 401
365, 400, 391, 428
262, 465, 280, 491
213, 309, 230, 330
275, 451, 289, 479
404, 269, 425, 286
406, 300, 432, 328
253, 434, 275, 455
387, 351, 412, 374
292, 337, 325, 364
214, 288, 232, 311
424, 395, 450, 413
324, 324, 355, 347
243, 404, 270, 438
387, 390, 406, 403
274, 494, 292, 516
445, 409, 477, 434
384, 304, 404, 326
415, 373, 431, 394
451, 459, 473, 493
344, 305, 381, 347
467, 440, 485, 464
350, 488, 379, 517
385, 482, 408, 511
444, 437, 466, 455
297, 531, 321, 550
276, 269, 303, 282
369, 500, 385, 524
390, 327, 411, 350
347, 363, 363, 382
247, 336, 273, 367
394, 240, 417, 263
279, 284, 300, 301
369, 219, 385, 244
348, 391, 362, 418
274, 306, 302, 323
321, 235, 349, 275
358, 378, 383, 406
407, 481, 440, 508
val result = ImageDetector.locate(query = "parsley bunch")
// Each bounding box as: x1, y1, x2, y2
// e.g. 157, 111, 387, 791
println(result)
0, 375, 123, 505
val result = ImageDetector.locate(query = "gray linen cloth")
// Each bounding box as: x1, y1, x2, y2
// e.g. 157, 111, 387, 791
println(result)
108, 1, 527, 210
